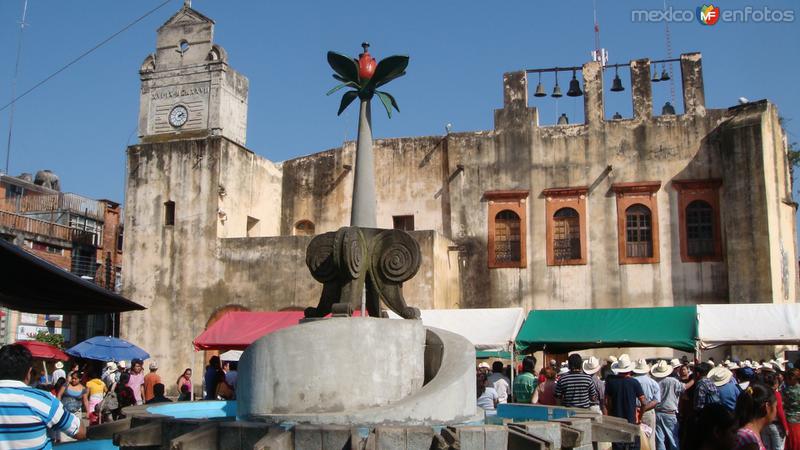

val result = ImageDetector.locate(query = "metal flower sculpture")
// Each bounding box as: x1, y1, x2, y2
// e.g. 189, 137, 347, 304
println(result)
326, 42, 408, 118
326, 43, 409, 229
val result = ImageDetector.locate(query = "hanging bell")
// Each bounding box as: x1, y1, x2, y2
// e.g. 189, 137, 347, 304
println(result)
662, 101, 676, 115
612, 112, 623, 120
551, 82, 562, 98
534, 82, 547, 97
610, 66, 625, 92
557, 113, 569, 125
567, 70, 582, 97
534, 73, 547, 97
651, 65, 660, 82
660, 65, 670, 81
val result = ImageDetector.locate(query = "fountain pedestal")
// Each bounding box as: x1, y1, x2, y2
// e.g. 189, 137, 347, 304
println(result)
236, 317, 480, 426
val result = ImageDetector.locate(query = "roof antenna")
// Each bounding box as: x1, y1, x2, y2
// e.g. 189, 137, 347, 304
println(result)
184, 0, 191, 7
4, 0, 29, 176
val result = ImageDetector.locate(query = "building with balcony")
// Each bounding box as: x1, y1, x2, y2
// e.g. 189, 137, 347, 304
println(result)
0, 173, 123, 346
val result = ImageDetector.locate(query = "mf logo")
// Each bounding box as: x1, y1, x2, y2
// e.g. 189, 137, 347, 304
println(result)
697, 4, 721, 25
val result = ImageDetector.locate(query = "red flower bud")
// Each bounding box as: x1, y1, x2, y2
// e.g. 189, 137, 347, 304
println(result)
358, 52, 376, 80
358, 42, 376, 80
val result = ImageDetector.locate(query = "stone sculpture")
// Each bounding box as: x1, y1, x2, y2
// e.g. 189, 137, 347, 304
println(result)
305, 226, 421, 319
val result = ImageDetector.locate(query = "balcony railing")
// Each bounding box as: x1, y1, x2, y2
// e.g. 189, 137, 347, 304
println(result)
0, 210, 97, 245
0, 193, 105, 220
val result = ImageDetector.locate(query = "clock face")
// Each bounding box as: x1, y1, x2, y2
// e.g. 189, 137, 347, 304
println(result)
168, 105, 189, 128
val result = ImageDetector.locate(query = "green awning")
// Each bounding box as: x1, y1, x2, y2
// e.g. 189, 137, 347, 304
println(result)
515, 306, 698, 353
476, 350, 524, 361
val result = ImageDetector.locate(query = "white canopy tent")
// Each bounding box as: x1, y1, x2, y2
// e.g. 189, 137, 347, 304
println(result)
388, 307, 525, 351
697, 303, 800, 350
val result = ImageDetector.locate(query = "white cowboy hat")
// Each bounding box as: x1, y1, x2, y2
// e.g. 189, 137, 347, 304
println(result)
728, 362, 740, 370
106, 362, 118, 373
708, 367, 733, 387
651, 360, 673, 378
633, 358, 651, 375
477, 362, 490, 370
118, 361, 127, 369
775, 359, 786, 372
761, 362, 776, 372
723, 360, 732, 368
670, 358, 682, 368
612, 354, 634, 374
607, 355, 618, 364
54, 361, 64, 369
583, 356, 602, 375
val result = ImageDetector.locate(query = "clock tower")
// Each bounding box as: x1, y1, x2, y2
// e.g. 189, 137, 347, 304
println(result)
138, 4, 248, 145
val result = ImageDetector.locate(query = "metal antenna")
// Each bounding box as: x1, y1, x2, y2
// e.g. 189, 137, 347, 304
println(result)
184, 0, 192, 7
4, 0, 29, 175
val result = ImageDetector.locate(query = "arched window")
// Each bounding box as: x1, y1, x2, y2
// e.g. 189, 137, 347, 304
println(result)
553, 208, 581, 261
625, 204, 653, 258
294, 220, 315, 236
686, 200, 714, 257
494, 210, 521, 263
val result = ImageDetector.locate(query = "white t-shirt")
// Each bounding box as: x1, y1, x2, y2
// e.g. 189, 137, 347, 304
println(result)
51, 369, 66, 384
477, 387, 498, 416
487, 372, 510, 404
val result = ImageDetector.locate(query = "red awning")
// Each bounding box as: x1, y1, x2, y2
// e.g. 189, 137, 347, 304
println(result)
193, 311, 306, 351
14, 340, 70, 361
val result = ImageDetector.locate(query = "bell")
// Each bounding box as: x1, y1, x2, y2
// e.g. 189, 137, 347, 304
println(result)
610, 74, 624, 92
534, 73, 547, 97
566, 70, 582, 97
612, 112, 623, 120
551, 82, 562, 98
557, 113, 569, 125
662, 101, 676, 115
660, 65, 670, 81
651, 65, 660, 82
534, 82, 547, 97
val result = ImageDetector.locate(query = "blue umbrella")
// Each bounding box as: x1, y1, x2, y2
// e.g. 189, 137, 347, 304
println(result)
66, 336, 149, 362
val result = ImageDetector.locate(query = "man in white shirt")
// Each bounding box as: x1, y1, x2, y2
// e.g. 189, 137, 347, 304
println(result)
486, 361, 511, 404
51, 361, 66, 384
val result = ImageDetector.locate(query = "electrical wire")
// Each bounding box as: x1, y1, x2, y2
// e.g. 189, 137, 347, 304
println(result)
0, 0, 175, 113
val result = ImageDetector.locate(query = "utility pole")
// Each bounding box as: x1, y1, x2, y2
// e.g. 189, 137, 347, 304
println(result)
4, 0, 29, 175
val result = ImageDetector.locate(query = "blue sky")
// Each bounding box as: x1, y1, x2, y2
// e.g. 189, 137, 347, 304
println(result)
0, 0, 798, 208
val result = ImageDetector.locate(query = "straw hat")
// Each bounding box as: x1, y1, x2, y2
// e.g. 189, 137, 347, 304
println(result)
728, 362, 740, 370
670, 358, 681, 368
149, 361, 159, 370
761, 362, 775, 372
651, 360, 673, 378
106, 362, 118, 373
612, 354, 634, 374
583, 356, 602, 375
54, 361, 64, 369
775, 358, 786, 372
607, 355, 618, 364
633, 358, 651, 375
118, 361, 127, 369
478, 362, 490, 370
708, 366, 733, 387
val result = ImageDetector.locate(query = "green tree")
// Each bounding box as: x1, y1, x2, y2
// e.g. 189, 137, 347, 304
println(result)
33, 330, 64, 349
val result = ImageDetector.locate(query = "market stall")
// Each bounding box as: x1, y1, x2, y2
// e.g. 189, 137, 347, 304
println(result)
192, 311, 306, 351
515, 306, 698, 354
696, 303, 800, 349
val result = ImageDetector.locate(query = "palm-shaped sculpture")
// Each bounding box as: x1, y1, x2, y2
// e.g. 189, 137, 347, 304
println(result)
326, 43, 409, 228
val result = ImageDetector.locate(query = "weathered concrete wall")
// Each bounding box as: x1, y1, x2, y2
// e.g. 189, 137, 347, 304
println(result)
216, 143, 281, 238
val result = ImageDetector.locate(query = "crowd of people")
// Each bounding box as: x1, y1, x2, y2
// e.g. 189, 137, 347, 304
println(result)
0, 343, 250, 447
477, 353, 800, 450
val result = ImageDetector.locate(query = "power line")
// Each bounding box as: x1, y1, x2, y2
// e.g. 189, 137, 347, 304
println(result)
0, 0, 175, 114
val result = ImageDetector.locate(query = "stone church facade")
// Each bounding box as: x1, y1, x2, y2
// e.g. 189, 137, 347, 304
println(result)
121, 5, 797, 385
